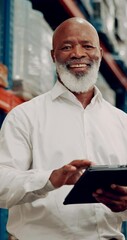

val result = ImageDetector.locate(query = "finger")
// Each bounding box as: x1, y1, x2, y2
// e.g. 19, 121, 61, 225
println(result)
93, 194, 127, 212
70, 159, 92, 168
101, 199, 126, 212
93, 188, 125, 201
62, 165, 77, 175
93, 188, 127, 211
111, 184, 127, 195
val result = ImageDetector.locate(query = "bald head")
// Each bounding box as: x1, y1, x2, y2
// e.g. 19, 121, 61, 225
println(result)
51, 17, 102, 94
52, 17, 100, 49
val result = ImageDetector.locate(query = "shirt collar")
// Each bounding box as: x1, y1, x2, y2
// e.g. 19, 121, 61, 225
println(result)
51, 80, 102, 105
51, 80, 69, 100
91, 85, 102, 104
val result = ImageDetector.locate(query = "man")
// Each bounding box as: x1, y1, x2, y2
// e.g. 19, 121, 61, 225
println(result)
0, 17, 127, 240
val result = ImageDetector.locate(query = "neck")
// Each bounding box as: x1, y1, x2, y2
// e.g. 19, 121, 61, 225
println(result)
73, 88, 94, 108
58, 78, 95, 108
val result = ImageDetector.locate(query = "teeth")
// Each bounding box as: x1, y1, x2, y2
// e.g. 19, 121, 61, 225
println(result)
70, 64, 87, 68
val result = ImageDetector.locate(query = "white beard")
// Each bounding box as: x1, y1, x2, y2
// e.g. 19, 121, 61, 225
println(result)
55, 60, 101, 93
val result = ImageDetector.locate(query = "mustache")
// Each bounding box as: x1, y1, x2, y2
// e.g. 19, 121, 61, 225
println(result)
65, 57, 93, 67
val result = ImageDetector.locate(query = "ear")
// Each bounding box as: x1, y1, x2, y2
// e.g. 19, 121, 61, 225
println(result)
100, 47, 103, 59
51, 50, 55, 62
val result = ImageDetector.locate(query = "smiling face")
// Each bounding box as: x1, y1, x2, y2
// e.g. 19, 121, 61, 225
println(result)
51, 18, 102, 93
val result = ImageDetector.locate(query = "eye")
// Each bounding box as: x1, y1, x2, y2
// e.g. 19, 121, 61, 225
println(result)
83, 45, 95, 50
61, 45, 72, 51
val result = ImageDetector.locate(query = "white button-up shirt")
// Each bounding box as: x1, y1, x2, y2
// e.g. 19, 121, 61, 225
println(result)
0, 80, 127, 240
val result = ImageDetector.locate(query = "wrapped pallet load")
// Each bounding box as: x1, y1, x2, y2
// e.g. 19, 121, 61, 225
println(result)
13, 0, 55, 100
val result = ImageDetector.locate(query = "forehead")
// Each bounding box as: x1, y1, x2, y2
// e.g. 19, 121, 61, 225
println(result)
53, 21, 99, 47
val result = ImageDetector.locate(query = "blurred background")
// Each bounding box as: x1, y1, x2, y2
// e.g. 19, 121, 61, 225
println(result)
0, 0, 127, 239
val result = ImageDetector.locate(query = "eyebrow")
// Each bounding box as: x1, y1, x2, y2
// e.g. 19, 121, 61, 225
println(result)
61, 40, 74, 45
61, 40, 94, 45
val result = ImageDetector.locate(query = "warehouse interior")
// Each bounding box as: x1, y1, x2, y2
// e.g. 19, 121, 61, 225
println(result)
0, 0, 127, 239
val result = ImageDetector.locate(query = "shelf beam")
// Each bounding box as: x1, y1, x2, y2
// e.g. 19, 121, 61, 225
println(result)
59, 0, 127, 90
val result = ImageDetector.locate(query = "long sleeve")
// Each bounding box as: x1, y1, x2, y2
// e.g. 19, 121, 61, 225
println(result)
0, 108, 52, 208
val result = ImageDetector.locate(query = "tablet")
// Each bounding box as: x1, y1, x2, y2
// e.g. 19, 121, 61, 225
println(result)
63, 164, 127, 205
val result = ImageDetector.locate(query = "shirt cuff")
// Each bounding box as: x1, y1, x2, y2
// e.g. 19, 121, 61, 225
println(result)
45, 180, 56, 191
33, 180, 56, 196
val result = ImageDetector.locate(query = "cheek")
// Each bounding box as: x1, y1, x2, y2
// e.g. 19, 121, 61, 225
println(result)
90, 50, 101, 62
88, 54, 100, 65
54, 52, 70, 64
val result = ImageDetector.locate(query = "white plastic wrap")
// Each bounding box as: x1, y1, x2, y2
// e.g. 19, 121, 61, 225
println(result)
93, 0, 118, 50
13, 0, 55, 100
114, 0, 127, 64
90, 0, 127, 63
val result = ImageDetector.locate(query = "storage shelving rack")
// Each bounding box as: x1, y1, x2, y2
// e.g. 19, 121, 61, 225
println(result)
30, 0, 127, 112
0, 0, 14, 239
0, 1, 24, 239
0, 0, 127, 239
59, 0, 127, 113
0, 0, 14, 88
0, 0, 24, 124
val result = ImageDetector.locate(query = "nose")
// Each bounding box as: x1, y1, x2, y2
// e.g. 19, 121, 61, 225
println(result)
70, 45, 86, 58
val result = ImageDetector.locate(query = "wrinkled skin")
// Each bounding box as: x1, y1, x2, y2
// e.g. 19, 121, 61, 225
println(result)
51, 17, 102, 77
51, 17, 102, 108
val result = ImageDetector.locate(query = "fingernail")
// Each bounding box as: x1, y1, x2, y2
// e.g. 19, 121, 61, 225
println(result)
96, 189, 103, 194
111, 184, 116, 189
93, 193, 97, 197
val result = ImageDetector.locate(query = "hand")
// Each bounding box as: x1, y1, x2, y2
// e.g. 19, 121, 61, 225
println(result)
49, 159, 91, 188
93, 184, 127, 212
